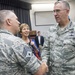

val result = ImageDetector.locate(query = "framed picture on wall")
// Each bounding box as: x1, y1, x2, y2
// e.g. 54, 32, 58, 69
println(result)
34, 11, 56, 26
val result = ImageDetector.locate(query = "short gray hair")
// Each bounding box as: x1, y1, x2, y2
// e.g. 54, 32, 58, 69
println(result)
0, 10, 14, 25
55, 0, 70, 10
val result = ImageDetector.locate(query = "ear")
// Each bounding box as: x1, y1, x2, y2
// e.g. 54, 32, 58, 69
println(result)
6, 19, 12, 26
67, 9, 69, 14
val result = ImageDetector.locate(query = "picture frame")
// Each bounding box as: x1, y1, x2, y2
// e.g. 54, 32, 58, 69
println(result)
34, 11, 56, 26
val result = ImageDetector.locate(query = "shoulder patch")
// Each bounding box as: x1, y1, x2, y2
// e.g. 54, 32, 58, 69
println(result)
23, 45, 32, 57
26, 51, 32, 57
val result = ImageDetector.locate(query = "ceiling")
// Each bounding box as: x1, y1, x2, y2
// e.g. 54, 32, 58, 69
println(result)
20, 0, 57, 4
20, 0, 73, 4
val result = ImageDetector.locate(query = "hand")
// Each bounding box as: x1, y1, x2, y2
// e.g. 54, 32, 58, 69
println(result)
42, 62, 48, 72
30, 41, 34, 45
34, 62, 48, 75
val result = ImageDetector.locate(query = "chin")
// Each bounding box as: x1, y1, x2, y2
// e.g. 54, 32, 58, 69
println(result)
56, 20, 60, 23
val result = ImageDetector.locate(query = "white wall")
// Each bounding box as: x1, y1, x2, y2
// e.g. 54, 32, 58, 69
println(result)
69, 0, 75, 21
30, 3, 56, 36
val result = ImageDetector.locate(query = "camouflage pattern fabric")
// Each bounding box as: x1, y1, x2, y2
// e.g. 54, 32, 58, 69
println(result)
0, 29, 41, 75
42, 21, 75, 75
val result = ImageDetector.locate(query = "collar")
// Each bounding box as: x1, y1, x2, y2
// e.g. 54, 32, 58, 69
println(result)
57, 21, 72, 35
0, 29, 14, 35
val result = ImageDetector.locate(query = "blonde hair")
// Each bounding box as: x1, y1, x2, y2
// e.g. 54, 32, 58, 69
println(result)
19, 23, 30, 33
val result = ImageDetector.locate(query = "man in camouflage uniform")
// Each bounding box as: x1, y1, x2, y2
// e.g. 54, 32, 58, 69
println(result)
0, 10, 48, 75
41, 1, 75, 75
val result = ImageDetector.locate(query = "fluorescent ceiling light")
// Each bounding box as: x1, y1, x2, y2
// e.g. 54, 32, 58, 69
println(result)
32, 4, 54, 11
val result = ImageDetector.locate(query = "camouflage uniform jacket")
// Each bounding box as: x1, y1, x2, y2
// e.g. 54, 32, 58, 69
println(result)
0, 29, 41, 75
42, 21, 75, 75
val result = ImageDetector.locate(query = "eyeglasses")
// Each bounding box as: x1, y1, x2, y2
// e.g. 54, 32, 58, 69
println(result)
53, 9, 66, 13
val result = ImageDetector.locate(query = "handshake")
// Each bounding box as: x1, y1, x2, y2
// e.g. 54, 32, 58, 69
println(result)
34, 62, 48, 75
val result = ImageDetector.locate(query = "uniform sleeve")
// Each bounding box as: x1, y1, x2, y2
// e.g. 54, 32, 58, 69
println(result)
12, 40, 42, 74
41, 25, 56, 63
41, 31, 50, 63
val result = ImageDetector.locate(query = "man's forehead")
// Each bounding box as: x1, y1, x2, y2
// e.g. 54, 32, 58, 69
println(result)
54, 3, 63, 9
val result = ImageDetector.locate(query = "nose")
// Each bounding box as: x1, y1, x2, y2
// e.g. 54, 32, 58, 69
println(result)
54, 11, 57, 16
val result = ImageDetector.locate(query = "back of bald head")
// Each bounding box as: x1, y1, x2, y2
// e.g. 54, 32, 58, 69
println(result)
0, 10, 15, 26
